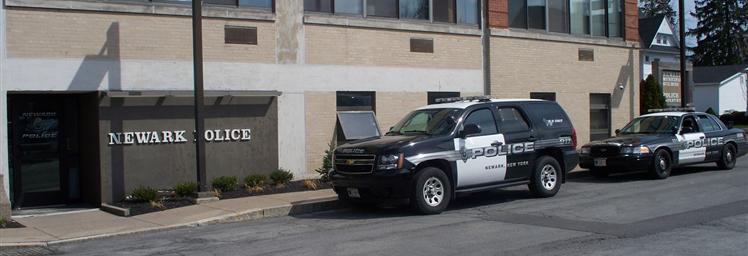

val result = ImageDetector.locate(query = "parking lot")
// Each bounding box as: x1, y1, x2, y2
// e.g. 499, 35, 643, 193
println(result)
45, 158, 748, 256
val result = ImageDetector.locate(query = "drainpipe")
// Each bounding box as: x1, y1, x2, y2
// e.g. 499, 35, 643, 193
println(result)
481, 0, 491, 96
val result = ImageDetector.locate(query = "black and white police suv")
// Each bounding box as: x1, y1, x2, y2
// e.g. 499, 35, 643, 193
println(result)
330, 97, 578, 214
579, 110, 748, 179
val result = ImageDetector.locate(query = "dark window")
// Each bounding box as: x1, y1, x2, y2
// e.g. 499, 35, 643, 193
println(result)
570, 0, 590, 35
367, 0, 398, 18
590, 94, 611, 140
304, 0, 332, 13
336, 91, 375, 111
528, 102, 571, 129
530, 92, 556, 101
697, 115, 722, 132
527, 0, 546, 30
400, 0, 429, 20
410, 38, 434, 53
428, 92, 460, 104
337, 112, 381, 141
205, 0, 237, 5
681, 116, 700, 133
548, 0, 569, 33
224, 26, 258, 45
457, 0, 479, 24
336, 1, 363, 15
509, 0, 528, 29
607, 0, 622, 37
590, 0, 606, 36
497, 107, 530, 133
239, 0, 272, 9
463, 108, 498, 137
434, 0, 456, 23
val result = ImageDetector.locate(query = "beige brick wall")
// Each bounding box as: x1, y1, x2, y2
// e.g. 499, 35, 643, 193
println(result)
304, 91, 337, 175
375, 92, 428, 132
6, 9, 275, 62
490, 37, 639, 144
305, 24, 482, 69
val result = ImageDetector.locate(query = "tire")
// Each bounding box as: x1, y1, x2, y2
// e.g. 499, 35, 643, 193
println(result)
528, 156, 562, 198
589, 168, 610, 178
411, 167, 452, 215
649, 149, 672, 179
717, 144, 737, 170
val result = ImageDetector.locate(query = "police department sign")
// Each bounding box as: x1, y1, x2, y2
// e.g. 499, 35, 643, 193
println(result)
107, 129, 251, 145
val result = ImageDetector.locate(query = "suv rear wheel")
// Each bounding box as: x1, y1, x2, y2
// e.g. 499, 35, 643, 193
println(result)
529, 156, 562, 198
411, 167, 452, 215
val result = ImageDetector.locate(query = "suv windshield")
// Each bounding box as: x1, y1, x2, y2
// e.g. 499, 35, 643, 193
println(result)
619, 116, 681, 135
387, 108, 462, 136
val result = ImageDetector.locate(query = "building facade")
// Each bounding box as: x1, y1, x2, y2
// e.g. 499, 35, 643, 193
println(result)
0, 0, 639, 209
693, 65, 748, 115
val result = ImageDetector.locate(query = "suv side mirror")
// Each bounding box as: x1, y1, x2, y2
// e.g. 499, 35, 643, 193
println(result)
615, 129, 621, 135
461, 124, 482, 138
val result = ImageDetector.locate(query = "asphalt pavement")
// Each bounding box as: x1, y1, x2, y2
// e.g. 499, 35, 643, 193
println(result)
34, 158, 748, 255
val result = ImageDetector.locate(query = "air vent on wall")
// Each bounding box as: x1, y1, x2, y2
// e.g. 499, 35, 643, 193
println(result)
225, 25, 258, 45
578, 48, 594, 61
410, 38, 434, 53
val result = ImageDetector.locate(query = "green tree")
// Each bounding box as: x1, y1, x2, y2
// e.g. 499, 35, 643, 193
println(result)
314, 143, 335, 182
688, 0, 748, 66
640, 0, 677, 27
640, 75, 667, 115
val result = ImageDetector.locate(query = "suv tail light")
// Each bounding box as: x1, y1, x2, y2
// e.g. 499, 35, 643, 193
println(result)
571, 128, 577, 149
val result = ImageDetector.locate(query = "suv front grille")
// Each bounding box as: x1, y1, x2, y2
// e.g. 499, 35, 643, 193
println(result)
590, 145, 620, 157
334, 154, 376, 174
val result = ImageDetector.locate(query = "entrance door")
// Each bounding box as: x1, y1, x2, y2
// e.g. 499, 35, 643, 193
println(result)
9, 95, 74, 208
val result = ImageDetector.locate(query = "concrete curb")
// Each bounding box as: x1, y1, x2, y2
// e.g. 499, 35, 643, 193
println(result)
0, 196, 342, 248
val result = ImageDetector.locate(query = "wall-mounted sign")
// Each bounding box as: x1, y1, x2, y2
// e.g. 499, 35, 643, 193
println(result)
108, 129, 251, 145
661, 70, 682, 107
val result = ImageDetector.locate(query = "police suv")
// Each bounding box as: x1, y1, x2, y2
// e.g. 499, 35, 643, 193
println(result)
330, 97, 578, 214
579, 111, 748, 179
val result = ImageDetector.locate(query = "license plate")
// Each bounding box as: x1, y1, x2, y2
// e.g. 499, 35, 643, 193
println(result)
594, 158, 607, 167
347, 188, 360, 198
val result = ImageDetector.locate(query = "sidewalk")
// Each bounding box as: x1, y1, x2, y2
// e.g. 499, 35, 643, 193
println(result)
0, 189, 338, 247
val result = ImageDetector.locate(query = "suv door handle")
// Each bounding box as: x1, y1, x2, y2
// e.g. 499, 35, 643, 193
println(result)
699, 136, 705, 139
491, 141, 504, 147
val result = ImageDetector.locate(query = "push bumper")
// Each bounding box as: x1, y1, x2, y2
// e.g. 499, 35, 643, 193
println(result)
579, 154, 653, 172
330, 169, 414, 200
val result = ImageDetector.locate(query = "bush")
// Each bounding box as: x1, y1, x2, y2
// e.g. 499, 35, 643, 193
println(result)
639, 75, 667, 115
173, 182, 198, 198
244, 174, 267, 188
269, 169, 294, 185
314, 143, 334, 182
720, 111, 748, 126
131, 186, 158, 202
211, 176, 238, 192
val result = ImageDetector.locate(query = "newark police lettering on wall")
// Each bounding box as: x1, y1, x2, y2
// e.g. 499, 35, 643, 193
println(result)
107, 129, 251, 145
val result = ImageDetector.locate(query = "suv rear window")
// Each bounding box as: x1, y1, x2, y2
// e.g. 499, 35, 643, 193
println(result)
525, 102, 570, 129
497, 107, 530, 132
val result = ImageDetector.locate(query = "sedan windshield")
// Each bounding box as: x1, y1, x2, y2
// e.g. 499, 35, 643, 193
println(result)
619, 116, 681, 135
387, 108, 462, 136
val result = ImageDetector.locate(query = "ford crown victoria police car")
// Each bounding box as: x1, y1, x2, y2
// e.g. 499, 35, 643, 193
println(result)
580, 111, 748, 179
330, 97, 578, 214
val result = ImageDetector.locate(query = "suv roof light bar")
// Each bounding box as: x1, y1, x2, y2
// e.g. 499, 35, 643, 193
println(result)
647, 107, 696, 113
435, 96, 491, 103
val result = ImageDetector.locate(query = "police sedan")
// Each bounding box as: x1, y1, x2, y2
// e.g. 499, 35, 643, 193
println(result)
579, 111, 748, 179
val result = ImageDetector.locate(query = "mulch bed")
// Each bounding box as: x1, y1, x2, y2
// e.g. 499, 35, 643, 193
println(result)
112, 198, 195, 216
218, 180, 332, 200
0, 219, 26, 229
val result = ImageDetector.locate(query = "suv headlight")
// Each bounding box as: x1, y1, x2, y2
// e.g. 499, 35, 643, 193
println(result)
378, 153, 404, 170
580, 147, 591, 155
621, 146, 651, 154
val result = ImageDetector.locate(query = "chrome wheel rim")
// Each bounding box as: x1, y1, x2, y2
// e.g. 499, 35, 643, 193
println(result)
423, 177, 444, 207
541, 165, 557, 190
659, 157, 668, 170
726, 150, 734, 163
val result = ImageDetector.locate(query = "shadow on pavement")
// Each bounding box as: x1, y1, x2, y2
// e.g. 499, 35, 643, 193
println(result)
570, 164, 725, 184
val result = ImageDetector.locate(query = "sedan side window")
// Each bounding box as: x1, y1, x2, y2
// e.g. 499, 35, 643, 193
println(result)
681, 116, 700, 134
697, 115, 721, 132
463, 108, 498, 137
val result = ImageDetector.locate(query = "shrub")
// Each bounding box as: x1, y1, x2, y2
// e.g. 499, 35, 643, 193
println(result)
270, 168, 294, 185
244, 174, 267, 188
639, 75, 667, 115
211, 176, 238, 192
131, 186, 158, 202
314, 143, 335, 182
173, 182, 198, 198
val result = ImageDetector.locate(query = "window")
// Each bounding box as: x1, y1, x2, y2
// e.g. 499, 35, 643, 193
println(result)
457, 0, 479, 24
428, 92, 460, 104
530, 92, 556, 101
527, 0, 546, 30
337, 112, 381, 141
336, 91, 375, 111
434, 0, 456, 23
509, 0, 528, 29
336, 1, 363, 15
570, 0, 590, 35
204, 0, 273, 9
548, 0, 570, 33
590, 94, 611, 140
400, 0, 429, 20
607, 0, 621, 37
463, 108, 498, 137
590, 0, 606, 36
497, 107, 530, 133
367, 0, 398, 18
304, 0, 332, 13
697, 115, 722, 132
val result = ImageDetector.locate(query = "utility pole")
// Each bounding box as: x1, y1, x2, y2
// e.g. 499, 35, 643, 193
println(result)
192, 0, 207, 191
481, 0, 491, 96
678, 0, 687, 108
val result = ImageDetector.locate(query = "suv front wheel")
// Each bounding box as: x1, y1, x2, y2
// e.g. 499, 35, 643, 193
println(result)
411, 167, 452, 215
529, 156, 562, 198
